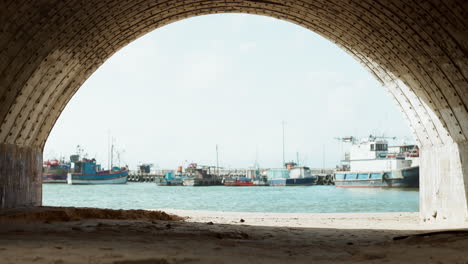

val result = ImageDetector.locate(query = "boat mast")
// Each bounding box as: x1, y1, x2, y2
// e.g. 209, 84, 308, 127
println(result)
254, 146, 259, 169
107, 131, 110, 170
322, 144, 325, 169
110, 137, 114, 169
216, 144, 219, 176
282, 121, 285, 168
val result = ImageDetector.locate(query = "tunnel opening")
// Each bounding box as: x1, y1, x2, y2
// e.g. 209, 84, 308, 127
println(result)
41, 14, 420, 215
0, 0, 466, 226
1, 2, 467, 262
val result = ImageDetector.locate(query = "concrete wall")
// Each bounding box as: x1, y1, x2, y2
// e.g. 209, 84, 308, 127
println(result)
420, 142, 468, 224
0, 144, 42, 208
0, 0, 466, 223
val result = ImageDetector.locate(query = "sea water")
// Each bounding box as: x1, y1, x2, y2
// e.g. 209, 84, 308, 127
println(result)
43, 183, 419, 213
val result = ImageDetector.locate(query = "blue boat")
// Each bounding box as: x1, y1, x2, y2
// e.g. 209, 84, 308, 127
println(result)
335, 167, 418, 188
67, 156, 128, 185
156, 172, 187, 186
267, 166, 317, 186
334, 136, 419, 188
269, 177, 316, 186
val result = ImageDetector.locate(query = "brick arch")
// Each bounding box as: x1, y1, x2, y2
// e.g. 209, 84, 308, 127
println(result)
0, 0, 466, 224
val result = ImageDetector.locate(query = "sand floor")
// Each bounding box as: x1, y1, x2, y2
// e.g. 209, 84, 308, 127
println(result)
0, 207, 467, 264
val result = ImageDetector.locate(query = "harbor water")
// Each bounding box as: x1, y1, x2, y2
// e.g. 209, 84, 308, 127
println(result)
43, 183, 419, 213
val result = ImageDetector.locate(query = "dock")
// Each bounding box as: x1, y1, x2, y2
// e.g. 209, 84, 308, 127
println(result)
310, 169, 335, 185
127, 173, 164, 182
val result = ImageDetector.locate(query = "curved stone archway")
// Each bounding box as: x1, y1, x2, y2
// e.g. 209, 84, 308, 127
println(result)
0, 0, 466, 224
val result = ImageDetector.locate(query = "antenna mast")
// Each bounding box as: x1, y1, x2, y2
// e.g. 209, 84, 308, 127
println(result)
282, 121, 285, 168
322, 144, 325, 169
216, 144, 219, 176
110, 137, 114, 169
254, 146, 259, 169
107, 131, 111, 170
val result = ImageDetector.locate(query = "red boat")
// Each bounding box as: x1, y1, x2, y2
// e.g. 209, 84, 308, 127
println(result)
43, 159, 70, 183
223, 177, 254, 186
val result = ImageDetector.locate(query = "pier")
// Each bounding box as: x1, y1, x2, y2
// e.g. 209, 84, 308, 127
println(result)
128, 173, 164, 182
310, 169, 335, 185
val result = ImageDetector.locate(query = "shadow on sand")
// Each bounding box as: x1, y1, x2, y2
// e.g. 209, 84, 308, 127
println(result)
0, 207, 467, 264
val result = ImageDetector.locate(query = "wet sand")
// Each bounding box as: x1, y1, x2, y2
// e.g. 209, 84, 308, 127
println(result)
0, 207, 467, 264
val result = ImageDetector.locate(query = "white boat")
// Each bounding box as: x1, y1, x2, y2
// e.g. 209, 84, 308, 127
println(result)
334, 136, 419, 188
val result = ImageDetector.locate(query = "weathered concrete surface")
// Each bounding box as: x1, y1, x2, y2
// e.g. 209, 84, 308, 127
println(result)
0, 144, 41, 208
0, 1, 467, 223
420, 142, 468, 224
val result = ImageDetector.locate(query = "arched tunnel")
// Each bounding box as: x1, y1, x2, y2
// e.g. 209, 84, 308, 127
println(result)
0, 0, 467, 224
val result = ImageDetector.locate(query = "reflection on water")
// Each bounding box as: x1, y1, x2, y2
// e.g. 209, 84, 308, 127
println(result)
43, 183, 419, 213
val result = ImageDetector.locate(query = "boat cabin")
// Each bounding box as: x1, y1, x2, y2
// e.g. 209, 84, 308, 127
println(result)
289, 167, 312, 179
266, 168, 290, 179
348, 138, 413, 172
350, 139, 389, 160
71, 158, 102, 174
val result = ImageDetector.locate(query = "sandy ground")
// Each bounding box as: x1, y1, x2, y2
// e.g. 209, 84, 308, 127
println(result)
0, 207, 467, 264
160, 209, 428, 230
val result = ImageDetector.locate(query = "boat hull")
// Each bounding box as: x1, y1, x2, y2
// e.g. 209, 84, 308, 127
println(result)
157, 179, 184, 186
252, 180, 269, 186
223, 182, 254, 186
334, 166, 419, 188
183, 178, 222, 186
43, 174, 67, 183
67, 170, 128, 184
269, 177, 317, 186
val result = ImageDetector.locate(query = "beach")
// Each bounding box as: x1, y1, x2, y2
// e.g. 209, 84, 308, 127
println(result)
0, 207, 467, 263
160, 209, 426, 230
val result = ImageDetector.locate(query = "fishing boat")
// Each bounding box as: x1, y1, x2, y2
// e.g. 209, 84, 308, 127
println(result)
43, 159, 70, 183
67, 155, 128, 184
156, 172, 187, 186
223, 177, 254, 186
182, 166, 222, 186
269, 176, 317, 186
182, 177, 222, 186
334, 136, 419, 188
267, 123, 317, 186
252, 177, 270, 186
267, 165, 317, 186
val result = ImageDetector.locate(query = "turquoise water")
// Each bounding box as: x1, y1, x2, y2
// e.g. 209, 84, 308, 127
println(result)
43, 183, 419, 213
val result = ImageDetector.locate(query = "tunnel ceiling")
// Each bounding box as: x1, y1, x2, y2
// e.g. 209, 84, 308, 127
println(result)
0, 0, 467, 150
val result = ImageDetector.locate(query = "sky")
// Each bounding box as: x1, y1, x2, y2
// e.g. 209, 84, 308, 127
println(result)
44, 14, 414, 170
